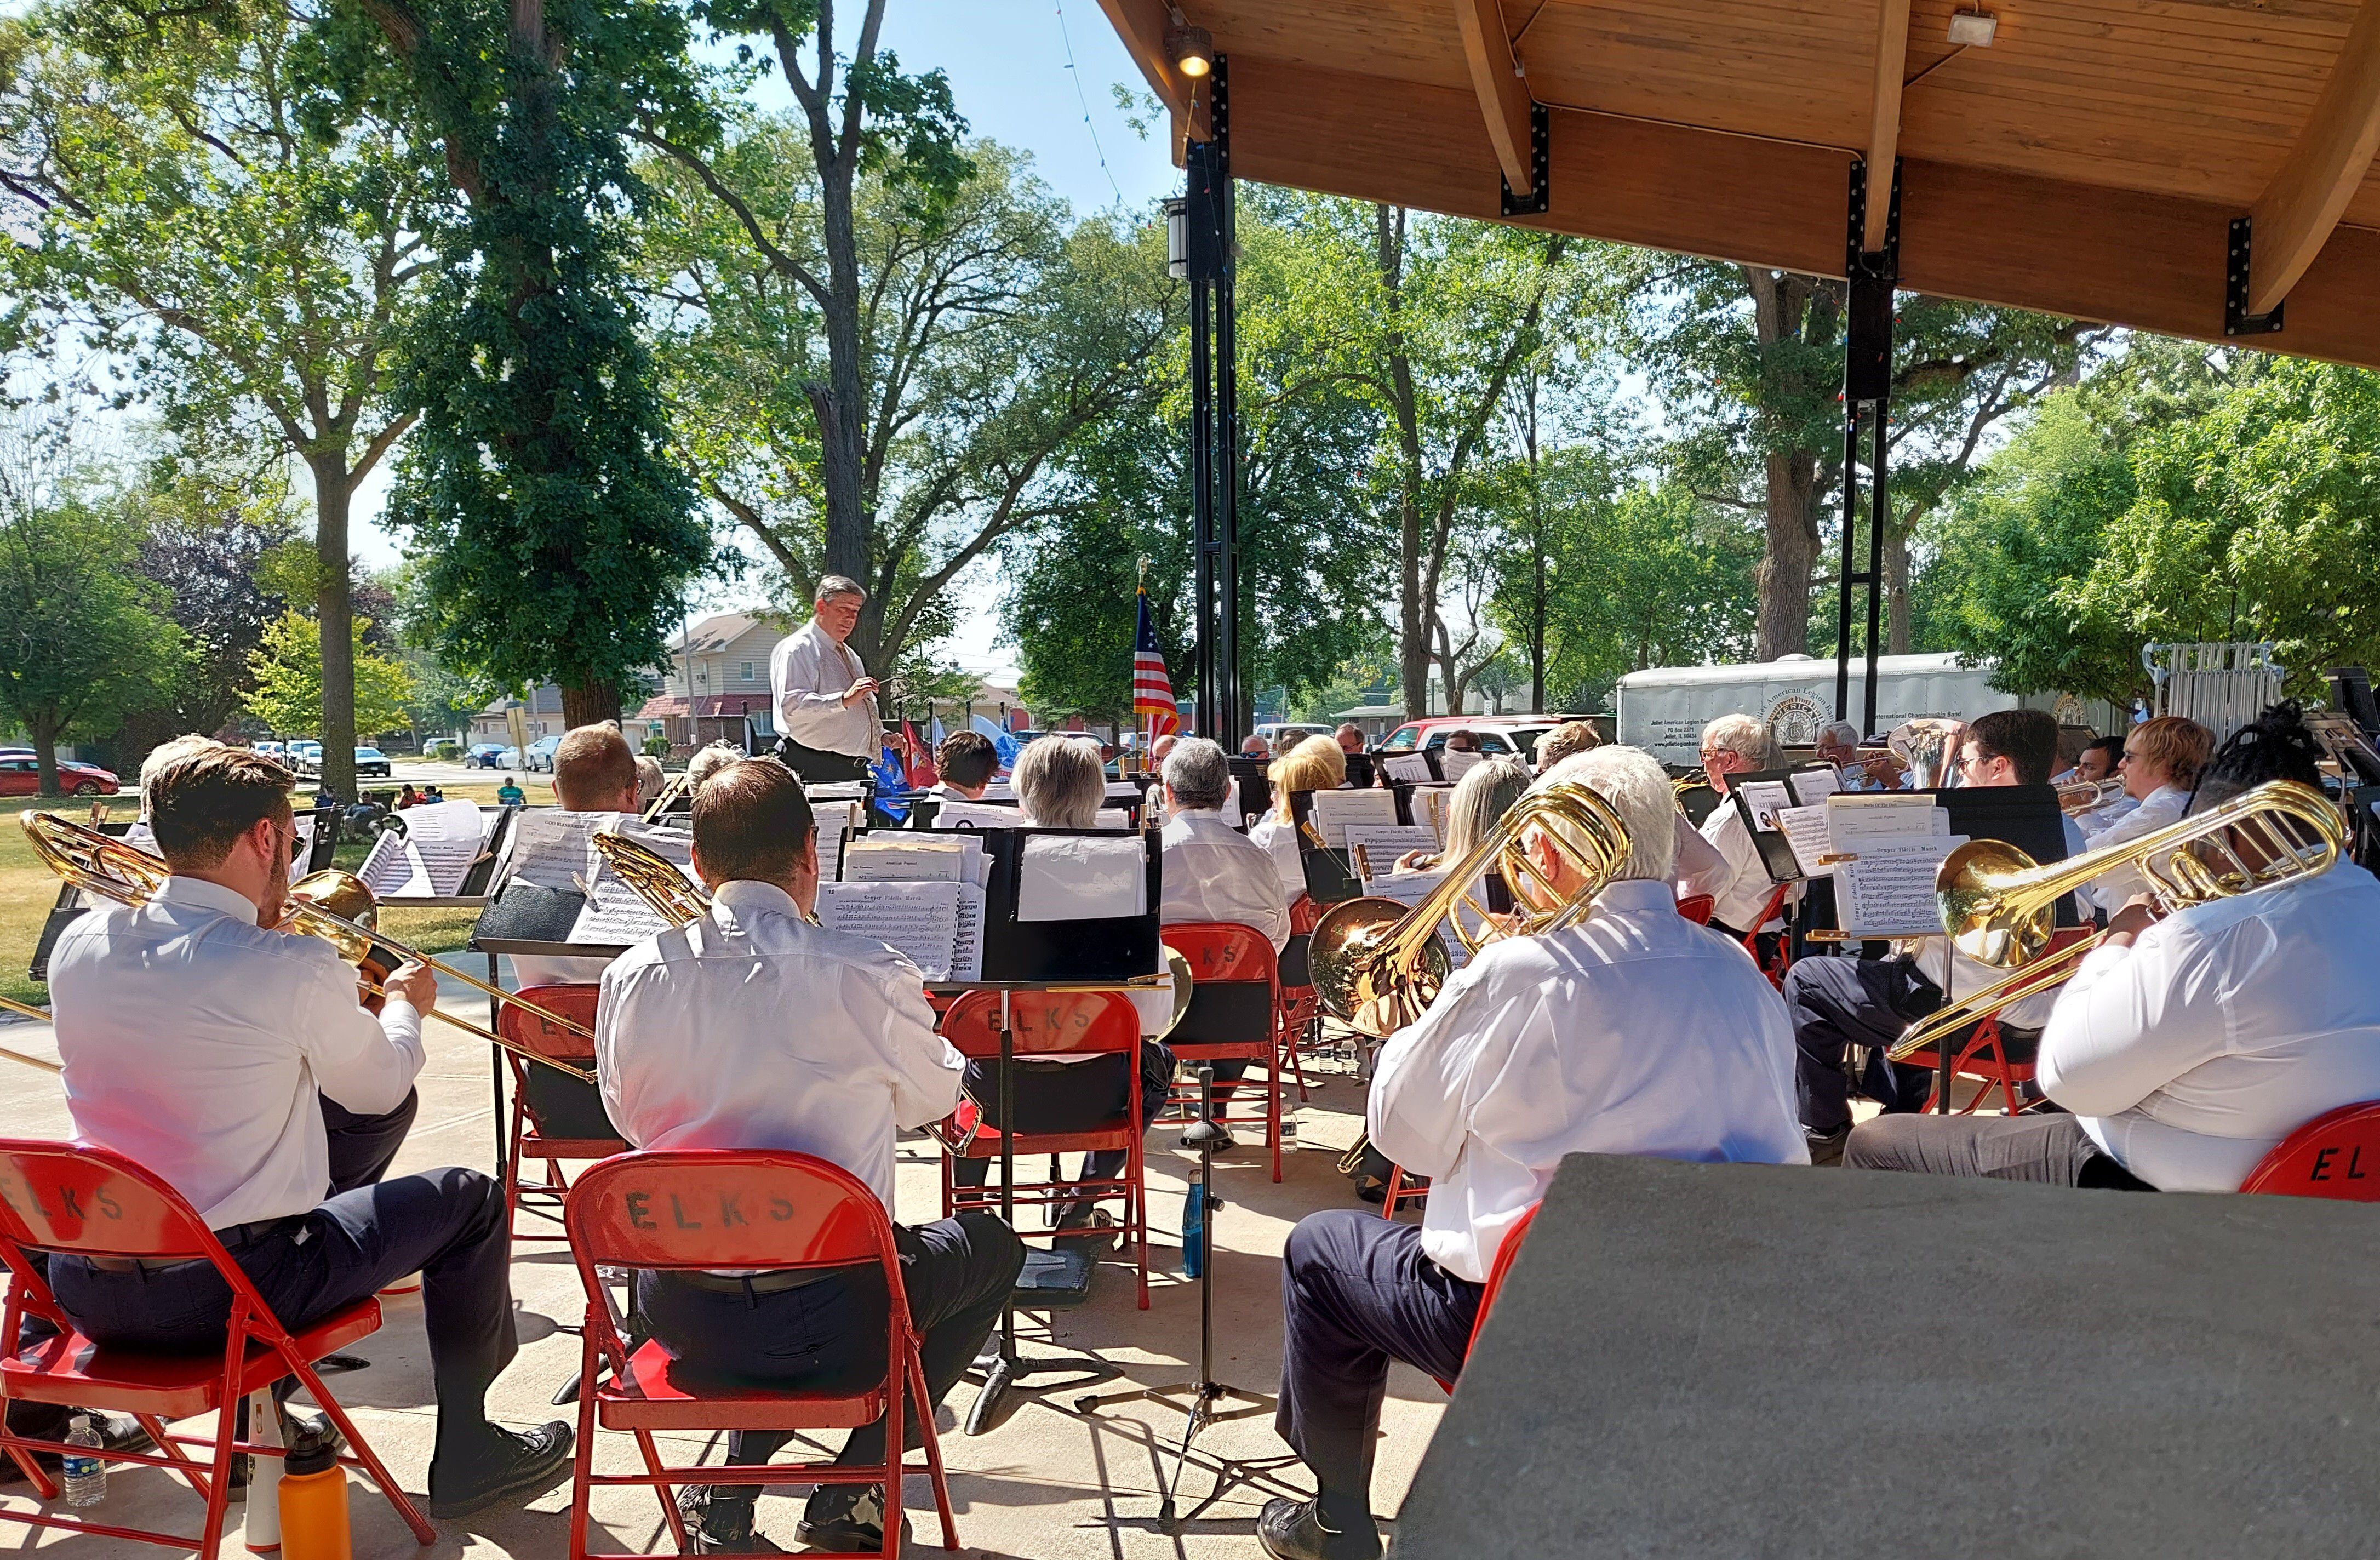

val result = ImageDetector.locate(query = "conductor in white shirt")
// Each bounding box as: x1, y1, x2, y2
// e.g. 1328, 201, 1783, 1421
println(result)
596, 759, 1024, 1555
1848, 703, 2380, 1190
43, 746, 573, 1518
769, 575, 881, 784
1258, 746, 1806, 1560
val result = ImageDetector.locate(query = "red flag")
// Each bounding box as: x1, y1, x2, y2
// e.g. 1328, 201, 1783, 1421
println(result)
903, 721, 936, 788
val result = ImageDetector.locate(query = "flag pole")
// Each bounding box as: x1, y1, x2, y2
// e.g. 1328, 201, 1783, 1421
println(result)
1138, 556, 1152, 776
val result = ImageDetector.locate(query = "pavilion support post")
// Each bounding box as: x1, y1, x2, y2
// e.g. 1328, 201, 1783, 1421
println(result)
1834, 156, 1900, 737
1183, 57, 1242, 747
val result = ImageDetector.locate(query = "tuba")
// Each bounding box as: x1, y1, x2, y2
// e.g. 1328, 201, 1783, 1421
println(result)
1887, 780, 2344, 1062
1308, 780, 1633, 1041
21, 812, 595, 1079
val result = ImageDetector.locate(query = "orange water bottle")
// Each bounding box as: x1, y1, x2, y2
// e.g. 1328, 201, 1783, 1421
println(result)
276, 1425, 350, 1560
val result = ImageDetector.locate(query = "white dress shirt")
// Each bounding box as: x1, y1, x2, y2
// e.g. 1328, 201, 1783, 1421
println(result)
2074, 792, 2138, 834
48, 876, 424, 1228
1698, 799, 1785, 933
2076, 784, 2189, 913
770, 619, 879, 758
1670, 813, 1729, 899
1245, 814, 1305, 899
596, 878, 962, 1210
1369, 879, 1808, 1283
1160, 808, 1292, 952
2041, 866, 2380, 1192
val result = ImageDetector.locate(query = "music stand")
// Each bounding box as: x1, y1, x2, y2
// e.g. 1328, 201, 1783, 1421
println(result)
1343, 750, 1377, 790
1923, 785, 2080, 1112
1227, 755, 1274, 829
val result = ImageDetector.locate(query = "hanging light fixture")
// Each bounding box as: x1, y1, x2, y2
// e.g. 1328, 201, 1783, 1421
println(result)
1164, 7, 1214, 78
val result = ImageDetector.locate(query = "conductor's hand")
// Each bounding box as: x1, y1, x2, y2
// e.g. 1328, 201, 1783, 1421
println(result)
840, 677, 881, 707
384, 960, 438, 1013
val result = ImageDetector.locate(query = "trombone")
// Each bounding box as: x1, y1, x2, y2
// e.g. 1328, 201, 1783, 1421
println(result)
20, 812, 595, 1081
2055, 777, 2125, 815
1309, 779, 1633, 1041
1886, 780, 2344, 1062
0, 995, 65, 1074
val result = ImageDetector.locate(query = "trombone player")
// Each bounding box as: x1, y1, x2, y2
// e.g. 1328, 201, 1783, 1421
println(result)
1848, 704, 2380, 1190
39, 745, 573, 1517
1258, 747, 1806, 1560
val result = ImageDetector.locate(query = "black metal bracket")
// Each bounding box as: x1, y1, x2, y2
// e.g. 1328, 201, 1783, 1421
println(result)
1501, 101, 1550, 216
2225, 216, 2285, 337
1843, 156, 1901, 403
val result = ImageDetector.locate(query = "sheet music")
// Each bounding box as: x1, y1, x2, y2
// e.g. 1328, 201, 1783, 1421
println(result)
809, 800, 861, 881
1837, 835, 1967, 939
952, 882, 986, 981
1094, 807, 1131, 828
1786, 766, 1843, 806
1733, 780, 1797, 833
842, 833, 983, 887
1773, 805, 1840, 877
355, 828, 433, 898
816, 880, 962, 978
1310, 788, 1399, 848
804, 781, 870, 802
929, 799, 1024, 831
1344, 825, 1441, 873
1411, 785, 1456, 842
401, 799, 492, 895
1105, 782, 1143, 801
122, 820, 157, 855
564, 824, 696, 946
1017, 834, 1147, 921
1353, 867, 1477, 970
1439, 749, 1484, 780
1827, 793, 1950, 854
501, 809, 619, 892
1381, 752, 1435, 785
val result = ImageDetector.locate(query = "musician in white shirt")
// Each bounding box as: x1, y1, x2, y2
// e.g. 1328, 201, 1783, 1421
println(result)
927, 729, 998, 802
769, 575, 880, 783
45, 746, 571, 1519
1849, 704, 2380, 1190
1260, 746, 1805, 1560
1784, 708, 2082, 1161
597, 760, 1022, 1554
1247, 737, 1345, 898
2075, 715, 2212, 911
1696, 712, 1790, 941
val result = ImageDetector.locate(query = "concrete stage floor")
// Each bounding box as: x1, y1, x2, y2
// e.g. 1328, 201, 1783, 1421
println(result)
0, 973, 1448, 1556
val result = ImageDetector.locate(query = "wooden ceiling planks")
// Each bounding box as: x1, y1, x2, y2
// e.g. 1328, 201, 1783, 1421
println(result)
1142, 0, 2380, 368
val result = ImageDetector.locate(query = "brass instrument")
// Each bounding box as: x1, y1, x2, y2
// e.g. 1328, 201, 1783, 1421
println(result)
20, 812, 596, 1080
0, 995, 66, 1074
640, 769, 694, 824
2055, 777, 2125, 815
1672, 767, 1709, 798
1886, 779, 2344, 1062
1308, 779, 1634, 1040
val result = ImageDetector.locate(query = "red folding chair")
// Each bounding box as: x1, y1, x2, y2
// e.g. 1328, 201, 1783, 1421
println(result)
500, 984, 626, 1242
1162, 922, 1287, 1181
1379, 1163, 1429, 1216
2239, 1101, 2380, 1198
0, 1140, 433, 1557
1676, 893, 1717, 926
1744, 882, 1794, 988
1901, 928, 2095, 1115
562, 1151, 958, 1559
1278, 895, 1324, 1102
931, 989, 1151, 1308
1431, 1201, 1540, 1393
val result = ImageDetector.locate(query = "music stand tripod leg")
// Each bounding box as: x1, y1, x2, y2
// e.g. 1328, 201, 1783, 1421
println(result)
1072, 1066, 1274, 1534
964, 987, 1119, 1436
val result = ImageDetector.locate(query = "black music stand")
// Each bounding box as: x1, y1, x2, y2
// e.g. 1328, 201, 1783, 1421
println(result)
956, 826, 1163, 1434
1922, 785, 2080, 1112
1227, 755, 1273, 829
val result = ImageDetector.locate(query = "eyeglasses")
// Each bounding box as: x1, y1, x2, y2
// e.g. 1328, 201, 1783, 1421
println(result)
2118, 750, 2139, 764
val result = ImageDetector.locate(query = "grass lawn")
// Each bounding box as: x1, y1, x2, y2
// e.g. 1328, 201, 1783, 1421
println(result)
3, 781, 559, 1011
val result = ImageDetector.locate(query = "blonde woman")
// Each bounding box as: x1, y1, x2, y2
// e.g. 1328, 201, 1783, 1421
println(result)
1394, 758, 1529, 874
1248, 736, 1346, 896
1010, 735, 1106, 828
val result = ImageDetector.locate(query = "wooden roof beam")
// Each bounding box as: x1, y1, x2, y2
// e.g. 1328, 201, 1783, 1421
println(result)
1864, 0, 1913, 250
1455, 0, 1537, 197
2247, 0, 2380, 315
1096, 0, 1212, 161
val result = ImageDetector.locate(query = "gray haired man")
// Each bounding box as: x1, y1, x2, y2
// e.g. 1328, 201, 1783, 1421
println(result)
769, 575, 880, 783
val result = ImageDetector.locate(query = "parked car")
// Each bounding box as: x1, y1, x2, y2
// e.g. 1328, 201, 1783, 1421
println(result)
463, 743, 507, 769
254, 740, 285, 758
353, 746, 392, 778
1253, 721, 1335, 751
524, 734, 563, 772
1377, 716, 1568, 769
0, 755, 121, 797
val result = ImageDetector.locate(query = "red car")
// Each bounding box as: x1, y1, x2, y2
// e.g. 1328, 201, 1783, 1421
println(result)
0, 755, 121, 797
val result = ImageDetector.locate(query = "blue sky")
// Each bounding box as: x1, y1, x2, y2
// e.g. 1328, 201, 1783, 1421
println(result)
350, 1, 1181, 685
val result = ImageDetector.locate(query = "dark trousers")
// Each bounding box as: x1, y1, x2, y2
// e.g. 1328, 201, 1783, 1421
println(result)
1277, 1210, 1481, 1531
773, 739, 869, 785
1846, 1112, 2156, 1190
951, 1042, 1173, 1188
49, 1167, 519, 1482
322, 1088, 418, 1194
636, 1213, 1023, 1503
522, 1070, 623, 1143
1783, 955, 1947, 1134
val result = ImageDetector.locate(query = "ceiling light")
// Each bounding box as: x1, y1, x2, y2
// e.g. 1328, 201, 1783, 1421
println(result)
1167, 22, 1214, 78
1946, 9, 1997, 46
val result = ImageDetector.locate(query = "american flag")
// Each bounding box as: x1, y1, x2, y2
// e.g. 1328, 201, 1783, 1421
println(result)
1132, 582, 1180, 737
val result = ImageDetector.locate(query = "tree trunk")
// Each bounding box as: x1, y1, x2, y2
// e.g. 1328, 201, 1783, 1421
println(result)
1754, 449, 1821, 660
814, 147, 874, 663
31, 715, 60, 799
1885, 499, 1925, 655
562, 679, 620, 728
311, 459, 358, 803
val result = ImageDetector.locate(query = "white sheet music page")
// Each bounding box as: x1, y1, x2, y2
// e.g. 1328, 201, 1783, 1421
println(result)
401, 799, 492, 895
815, 881, 962, 979
1310, 788, 1398, 848
1017, 835, 1147, 921
1439, 749, 1484, 780
929, 799, 1024, 832
841, 834, 978, 884
1381, 752, 1435, 785
1772, 805, 1839, 878
1343, 825, 1440, 874
567, 824, 695, 946
1732, 780, 1796, 833
356, 830, 433, 899
1786, 766, 1843, 806
1837, 835, 1967, 939
1826, 793, 1949, 855
810, 800, 861, 882
499, 809, 619, 892
952, 883, 986, 981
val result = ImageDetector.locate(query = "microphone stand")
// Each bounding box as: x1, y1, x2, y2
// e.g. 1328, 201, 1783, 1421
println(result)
1074, 1065, 1274, 1534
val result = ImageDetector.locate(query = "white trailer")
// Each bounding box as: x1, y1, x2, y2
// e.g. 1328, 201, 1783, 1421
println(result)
1616, 653, 2123, 769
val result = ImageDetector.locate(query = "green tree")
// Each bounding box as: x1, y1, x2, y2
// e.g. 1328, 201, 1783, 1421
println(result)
0, 0, 442, 800
640, 130, 1169, 671
244, 608, 415, 738
314, 0, 714, 727
0, 455, 186, 795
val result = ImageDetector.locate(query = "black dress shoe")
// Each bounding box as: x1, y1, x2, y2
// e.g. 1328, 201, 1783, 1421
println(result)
426, 1421, 574, 1519
794, 1484, 912, 1554
1257, 1496, 1381, 1560
674, 1487, 783, 1553
0, 1411, 152, 1484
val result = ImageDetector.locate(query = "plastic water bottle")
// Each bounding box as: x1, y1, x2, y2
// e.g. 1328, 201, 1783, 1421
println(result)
278, 1421, 351, 1560
1182, 1174, 1206, 1279
61, 1414, 105, 1507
